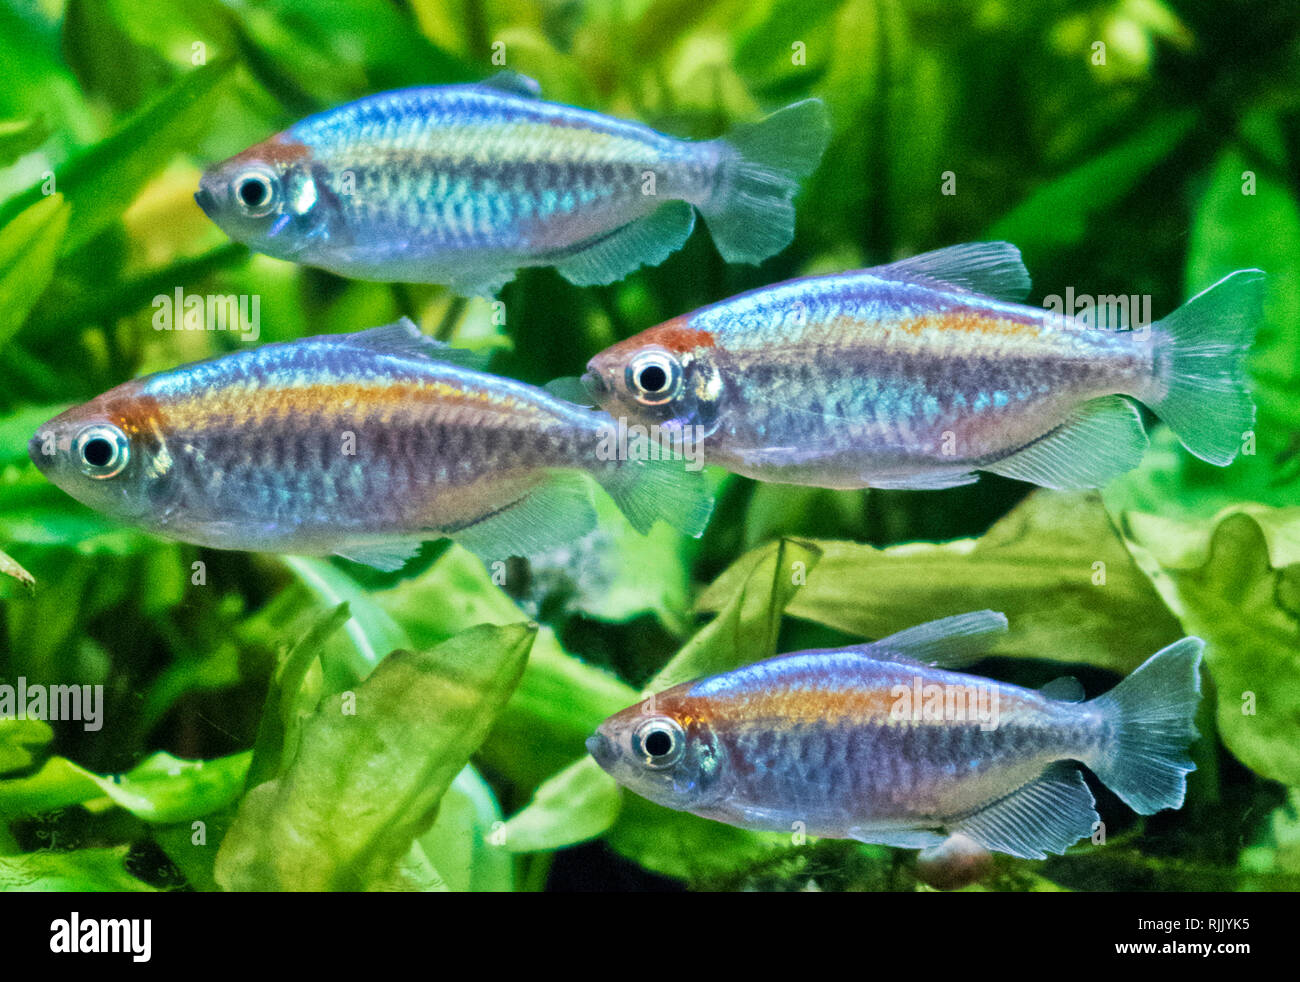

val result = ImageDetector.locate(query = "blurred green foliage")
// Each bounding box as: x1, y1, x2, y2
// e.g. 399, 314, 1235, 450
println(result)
1, 0, 1298, 891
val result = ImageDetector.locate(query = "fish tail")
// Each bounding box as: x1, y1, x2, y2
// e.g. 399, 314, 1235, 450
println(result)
700, 98, 830, 265
1087, 637, 1203, 815
1147, 269, 1264, 465
593, 455, 714, 538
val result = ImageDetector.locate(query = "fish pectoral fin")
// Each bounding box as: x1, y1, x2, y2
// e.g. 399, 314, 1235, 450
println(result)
476, 70, 542, 99
543, 375, 598, 407
855, 610, 1009, 668
333, 541, 424, 572
982, 395, 1148, 489
870, 241, 1032, 302
344, 318, 488, 369
553, 200, 696, 287
846, 826, 949, 850
951, 762, 1099, 859
450, 472, 598, 562
866, 470, 979, 490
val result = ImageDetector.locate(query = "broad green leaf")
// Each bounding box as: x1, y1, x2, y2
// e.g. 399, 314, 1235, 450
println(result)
0, 751, 250, 821
0, 117, 50, 168
0, 718, 52, 774
0, 194, 70, 346
0, 847, 156, 891
653, 537, 821, 690
701, 491, 1183, 674
213, 623, 534, 891
499, 756, 622, 853
245, 601, 349, 789
373, 546, 637, 786
0, 60, 234, 254
418, 766, 514, 892
1121, 506, 1300, 786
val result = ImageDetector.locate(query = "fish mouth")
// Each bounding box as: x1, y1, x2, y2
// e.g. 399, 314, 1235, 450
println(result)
580, 370, 609, 401
585, 732, 613, 767
27, 431, 52, 473
193, 186, 217, 219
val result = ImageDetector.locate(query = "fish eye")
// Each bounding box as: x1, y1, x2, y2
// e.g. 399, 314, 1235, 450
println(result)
233, 169, 279, 217
74, 424, 130, 479
633, 717, 685, 769
626, 349, 682, 405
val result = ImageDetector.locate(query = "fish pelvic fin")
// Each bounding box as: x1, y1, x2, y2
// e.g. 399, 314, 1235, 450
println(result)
592, 455, 714, 538
1087, 637, 1204, 815
1147, 268, 1264, 466
952, 762, 1098, 859
701, 98, 830, 265
982, 395, 1148, 489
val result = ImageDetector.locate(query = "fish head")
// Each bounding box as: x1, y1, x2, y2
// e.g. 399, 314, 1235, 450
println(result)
29, 383, 178, 527
196, 135, 334, 261
582, 317, 724, 437
587, 683, 729, 811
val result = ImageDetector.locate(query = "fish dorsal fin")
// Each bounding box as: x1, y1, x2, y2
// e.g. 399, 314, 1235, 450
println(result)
478, 70, 542, 99
871, 242, 1032, 303
1040, 676, 1086, 702
344, 318, 488, 369
543, 375, 597, 407
854, 610, 1009, 668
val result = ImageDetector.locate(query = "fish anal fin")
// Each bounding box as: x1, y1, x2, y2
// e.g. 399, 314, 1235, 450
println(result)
982, 395, 1148, 489
952, 762, 1098, 859
867, 470, 979, 490
450, 472, 597, 562
554, 201, 695, 287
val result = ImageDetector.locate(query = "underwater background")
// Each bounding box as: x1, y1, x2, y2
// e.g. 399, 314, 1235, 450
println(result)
0, 0, 1298, 892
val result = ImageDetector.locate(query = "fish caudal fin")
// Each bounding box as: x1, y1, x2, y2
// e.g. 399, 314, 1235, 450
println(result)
1088, 637, 1204, 815
594, 456, 714, 538
702, 98, 830, 265
1148, 269, 1264, 465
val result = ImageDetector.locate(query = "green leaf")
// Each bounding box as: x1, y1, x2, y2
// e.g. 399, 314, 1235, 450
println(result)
0, 59, 234, 254
418, 766, 514, 892
0, 193, 70, 346
245, 601, 349, 789
0, 718, 52, 774
702, 491, 1183, 674
499, 756, 622, 853
0, 546, 37, 596
0, 117, 50, 168
1121, 506, 1300, 786
212, 623, 535, 891
654, 537, 822, 690
0, 847, 156, 891
0, 751, 250, 822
